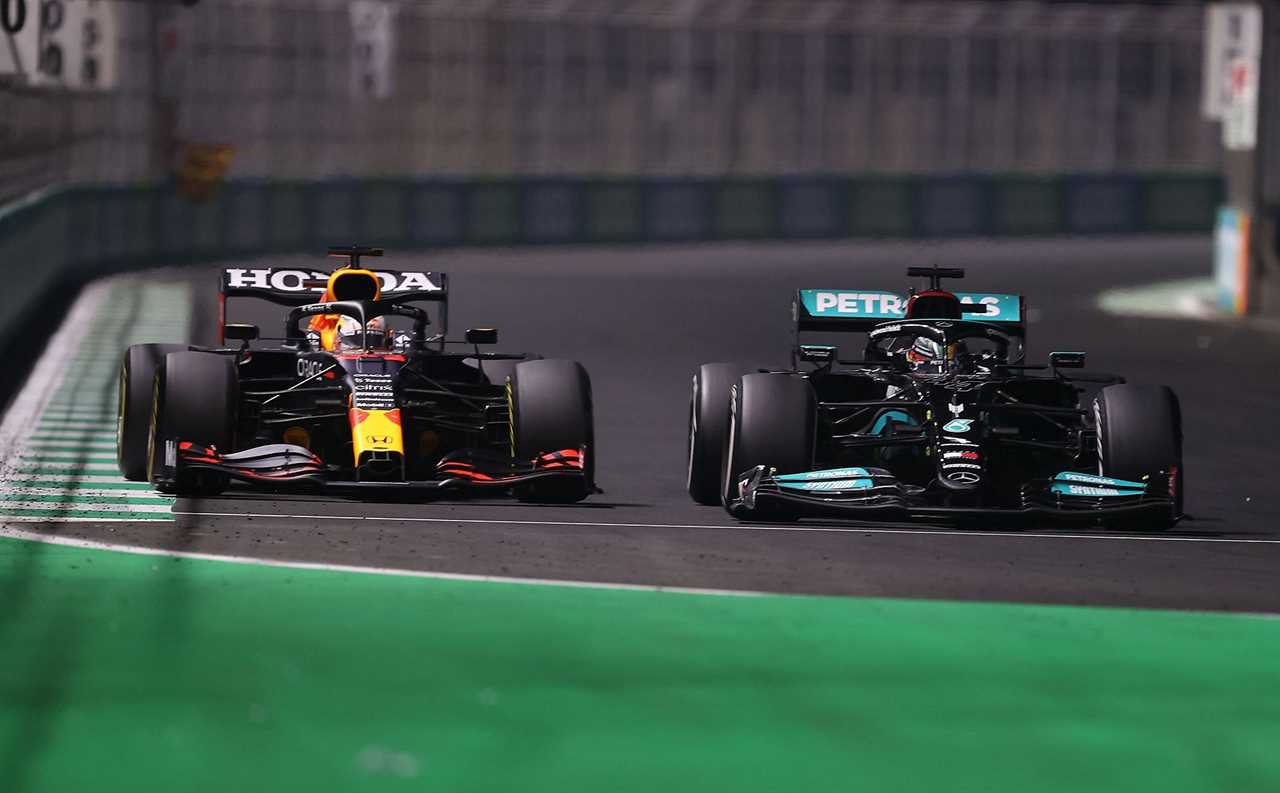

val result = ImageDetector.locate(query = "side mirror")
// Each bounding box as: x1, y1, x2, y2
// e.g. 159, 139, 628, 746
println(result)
798, 344, 837, 364
1050, 351, 1085, 369
466, 327, 498, 345
225, 323, 260, 342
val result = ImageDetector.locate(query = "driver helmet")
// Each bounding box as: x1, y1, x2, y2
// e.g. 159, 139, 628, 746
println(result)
906, 336, 944, 368
337, 316, 391, 352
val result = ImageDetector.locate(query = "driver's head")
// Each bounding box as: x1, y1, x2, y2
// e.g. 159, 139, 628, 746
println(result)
906, 336, 943, 368
337, 316, 390, 352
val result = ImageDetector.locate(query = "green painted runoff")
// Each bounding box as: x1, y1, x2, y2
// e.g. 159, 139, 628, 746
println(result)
0, 536, 1275, 793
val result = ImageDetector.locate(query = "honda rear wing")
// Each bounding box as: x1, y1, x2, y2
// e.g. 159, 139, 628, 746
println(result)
219, 267, 449, 343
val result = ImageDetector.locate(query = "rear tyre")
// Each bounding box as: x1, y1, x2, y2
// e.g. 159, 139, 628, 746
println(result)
1094, 384, 1183, 530
117, 343, 186, 480
148, 351, 239, 496
721, 373, 816, 509
510, 359, 594, 503
687, 363, 744, 505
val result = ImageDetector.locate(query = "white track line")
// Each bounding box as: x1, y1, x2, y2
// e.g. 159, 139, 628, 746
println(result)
0, 528, 761, 597
171, 511, 1280, 545
2, 524, 1277, 611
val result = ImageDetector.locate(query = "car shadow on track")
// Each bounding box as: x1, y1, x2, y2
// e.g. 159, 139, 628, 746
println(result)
775, 513, 1240, 540
183, 491, 654, 511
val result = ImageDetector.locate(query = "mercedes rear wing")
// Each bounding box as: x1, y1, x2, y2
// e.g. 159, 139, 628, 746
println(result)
793, 289, 1025, 335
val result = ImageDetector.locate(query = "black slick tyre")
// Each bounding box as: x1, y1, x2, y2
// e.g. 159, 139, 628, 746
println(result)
721, 373, 816, 508
687, 363, 744, 505
1094, 384, 1183, 530
117, 343, 187, 480
148, 351, 239, 496
510, 359, 594, 503
478, 354, 542, 389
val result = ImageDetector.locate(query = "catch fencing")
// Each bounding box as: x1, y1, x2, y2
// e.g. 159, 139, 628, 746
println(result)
3, 0, 1219, 199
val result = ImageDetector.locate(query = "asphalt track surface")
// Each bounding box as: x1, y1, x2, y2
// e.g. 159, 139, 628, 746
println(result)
36, 237, 1280, 612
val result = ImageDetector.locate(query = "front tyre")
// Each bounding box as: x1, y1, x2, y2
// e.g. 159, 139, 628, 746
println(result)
1094, 384, 1183, 530
687, 363, 744, 505
148, 351, 239, 496
510, 359, 594, 503
722, 373, 816, 510
117, 343, 187, 480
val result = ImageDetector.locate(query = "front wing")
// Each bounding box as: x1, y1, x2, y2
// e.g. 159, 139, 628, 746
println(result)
726, 466, 1179, 525
154, 440, 592, 496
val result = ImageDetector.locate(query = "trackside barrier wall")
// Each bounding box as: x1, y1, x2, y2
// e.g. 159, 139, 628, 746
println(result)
0, 172, 1220, 391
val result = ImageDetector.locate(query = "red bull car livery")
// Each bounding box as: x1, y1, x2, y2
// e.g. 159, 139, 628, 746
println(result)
117, 246, 596, 502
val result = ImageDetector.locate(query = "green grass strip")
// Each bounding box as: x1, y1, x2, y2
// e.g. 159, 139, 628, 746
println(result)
17, 455, 119, 464
0, 537, 1275, 793
0, 494, 171, 505
36, 417, 116, 424
2, 479, 154, 490
36, 415, 115, 423
22, 444, 117, 453
31, 431, 116, 437
0, 508, 171, 519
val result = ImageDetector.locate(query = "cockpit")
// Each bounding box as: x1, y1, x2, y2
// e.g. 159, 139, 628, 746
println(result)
867, 320, 1023, 375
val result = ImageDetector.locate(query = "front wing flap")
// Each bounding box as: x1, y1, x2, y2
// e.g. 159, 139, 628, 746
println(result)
727, 466, 1178, 524
154, 441, 592, 496
726, 466, 910, 520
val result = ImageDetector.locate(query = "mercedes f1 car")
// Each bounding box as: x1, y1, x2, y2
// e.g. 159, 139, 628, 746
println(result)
117, 246, 595, 501
687, 266, 1183, 529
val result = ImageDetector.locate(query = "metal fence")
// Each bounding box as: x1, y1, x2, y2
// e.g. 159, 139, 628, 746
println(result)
2, 0, 1219, 201
168, 0, 1220, 178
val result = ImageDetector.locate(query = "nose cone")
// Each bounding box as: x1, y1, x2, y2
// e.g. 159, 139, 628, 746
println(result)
936, 470, 982, 492
349, 407, 405, 477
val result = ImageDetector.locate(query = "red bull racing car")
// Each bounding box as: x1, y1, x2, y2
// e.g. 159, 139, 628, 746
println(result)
117, 246, 595, 501
687, 266, 1183, 530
